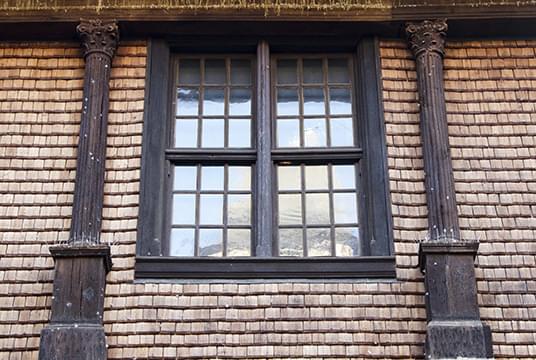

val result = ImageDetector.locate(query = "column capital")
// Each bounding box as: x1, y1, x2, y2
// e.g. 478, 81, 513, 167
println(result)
405, 19, 447, 57
77, 19, 119, 59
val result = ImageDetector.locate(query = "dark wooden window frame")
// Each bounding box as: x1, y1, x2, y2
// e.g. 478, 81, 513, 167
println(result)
136, 36, 395, 279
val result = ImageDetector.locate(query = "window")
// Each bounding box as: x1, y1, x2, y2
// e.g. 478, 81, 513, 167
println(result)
136, 37, 394, 278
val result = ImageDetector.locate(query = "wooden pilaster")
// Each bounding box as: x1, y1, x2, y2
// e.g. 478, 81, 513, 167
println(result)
406, 19, 493, 359
39, 19, 118, 360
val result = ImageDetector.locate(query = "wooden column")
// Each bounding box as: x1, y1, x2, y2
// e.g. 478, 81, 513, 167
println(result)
39, 19, 118, 360
406, 19, 493, 359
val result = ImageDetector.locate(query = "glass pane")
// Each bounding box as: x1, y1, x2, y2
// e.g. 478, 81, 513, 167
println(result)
307, 228, 331, 256
277, 119, 300, 147
229, 119, 251, 148
231, 59, 251, 85
174, 166, 197, 191
278, 194, 302, 225
175, 119, 198, 148
304, 165, 328, 190
277, 59, 297, 84
277, 88, 299, 116
304, 118, 327, 147
335, 227, 360, 256
279, 229, 303, 256
228, 166, 251, 191
201, 119, 224, 148
229, 88, 251, 116
303, 87, 325, 115
303, 59, 323, 84
201, 166, 224, 191
203, 88, 225, 116
330, 118, 354, 146
172, 194, 196, 225
228, 194, 251, 225
333, 193, 358, 224
305, 193, 330, 224
176, 88, 199, 116
205, 59, 226, 84
199, 229, 223, 256
199, 194, 223, 225
278, 166, 301, 191
169, 228, 195, 256
328, 59, 350, 83
329, 88, 352, 115
227, 229, 251, 256
332, 165, 356, 190
179, 59, 200, 85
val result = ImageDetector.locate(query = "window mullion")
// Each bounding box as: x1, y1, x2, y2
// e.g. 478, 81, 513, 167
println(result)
255, 40, 273, 257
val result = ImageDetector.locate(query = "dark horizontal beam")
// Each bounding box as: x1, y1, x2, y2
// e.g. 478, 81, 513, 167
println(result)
135, 256, 396, 279
166, 149, 257, 163
272, 148, 362, 162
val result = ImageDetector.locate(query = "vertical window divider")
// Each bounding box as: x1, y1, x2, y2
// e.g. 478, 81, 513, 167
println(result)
255, 40, 273, 257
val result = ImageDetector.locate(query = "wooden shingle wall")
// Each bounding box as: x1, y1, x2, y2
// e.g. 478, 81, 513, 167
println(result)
0, 39, 535, 359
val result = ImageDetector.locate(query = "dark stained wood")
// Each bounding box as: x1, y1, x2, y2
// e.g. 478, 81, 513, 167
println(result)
255, 40, 273, 257
70, 20, 119, 244
406, 20, 460, 242
355, 37, 394, 257
135, 256, 396, 279
136, 39, 170, 257
2, 1, 536, 22
406, 20, 493, 358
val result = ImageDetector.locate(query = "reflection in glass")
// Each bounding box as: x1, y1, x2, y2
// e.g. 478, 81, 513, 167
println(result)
328, 59, 349, 83
228, 167, 251, 191
229, 88, 251, 116
201, 119, 224, 147
304, 118, 327, 147
199, 194, 223, 225
227, 229, 251, 256
279, 228, 303, 256
172, 194, 196, 225
305, 193, 330, 224
199, 228, 223, 256
332, 165, 356, 190
307, 228, 331, 256
277, 88, 299, 116
228, 194, 251, 225
229, 119, 251, 148
176, 88, 199, 116
278, 166, 301, 191
334, 193, 358, 224
231, 60, 251, 85
174, 166, 197, 190
201, 166, 224, 190
175, 119, 198, 148
330, 118, 354, 146
303, 88, 325, 115
305, 165, 328, 190
169, 228, 195, 256
278, 194, 302, 225
329, 88, 352, 115
277, 59, 297, 84
179, 59, 200, 85
205, 59, 226, 84
203, 88, 225, 115
335, 227, 360, 256
303, 59, 323, 84
277, 119, 300, 147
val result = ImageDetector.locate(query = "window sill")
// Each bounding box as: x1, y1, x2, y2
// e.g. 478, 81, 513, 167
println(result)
135, 256, 396, 279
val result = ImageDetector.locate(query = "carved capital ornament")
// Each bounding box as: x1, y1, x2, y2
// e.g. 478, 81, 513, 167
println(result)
405, 19, 447, 57
77, 19, 119, 58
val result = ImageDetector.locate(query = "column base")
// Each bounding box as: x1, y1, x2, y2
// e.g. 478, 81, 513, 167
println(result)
39, 324, 107, 360
426, 320, 493, 359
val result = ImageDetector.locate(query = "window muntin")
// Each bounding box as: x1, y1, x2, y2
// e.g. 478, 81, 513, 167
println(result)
170, 165, 252, 257
174, 57, 253, 149
274, 56, 355, 148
